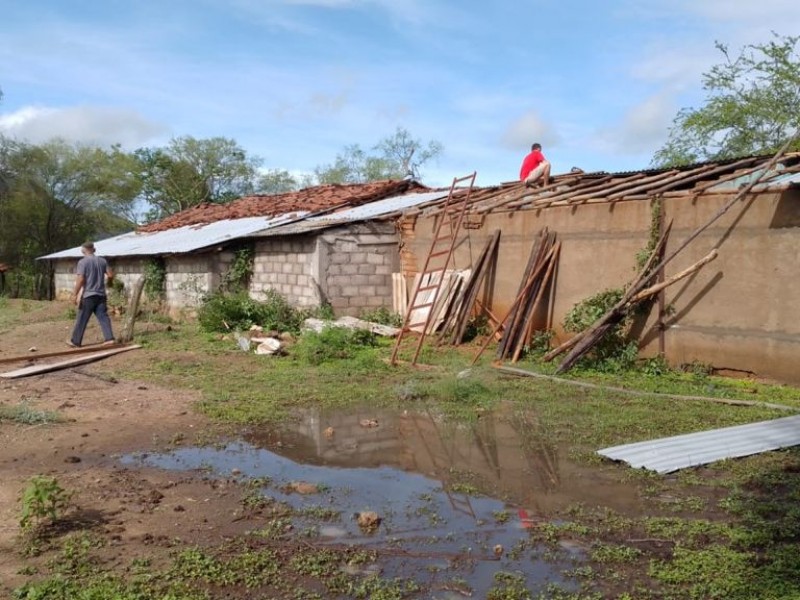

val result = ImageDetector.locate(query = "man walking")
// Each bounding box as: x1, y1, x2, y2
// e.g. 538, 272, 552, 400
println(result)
68, 241, 115, 347
519, 143, 551, 188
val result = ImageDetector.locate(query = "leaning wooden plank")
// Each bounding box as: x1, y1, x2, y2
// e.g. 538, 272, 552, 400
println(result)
0, 342, 126, 366
0, 345, 142, 379
555, 248, 717, 374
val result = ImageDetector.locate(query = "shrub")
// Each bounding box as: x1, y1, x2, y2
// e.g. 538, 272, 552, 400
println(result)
563, 288, 638, 372
359, 306, 403, 328
198, 289, 305, 333
292, 326, 377, 365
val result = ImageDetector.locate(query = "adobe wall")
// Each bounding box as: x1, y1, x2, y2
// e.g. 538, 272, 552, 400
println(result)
403, 189, 800, 384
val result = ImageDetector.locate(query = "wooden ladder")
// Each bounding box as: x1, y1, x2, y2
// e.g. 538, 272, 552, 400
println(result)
390, 172, 477, 366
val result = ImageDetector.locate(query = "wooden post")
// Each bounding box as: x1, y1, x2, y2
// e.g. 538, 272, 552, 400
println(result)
119, 276, 146, 344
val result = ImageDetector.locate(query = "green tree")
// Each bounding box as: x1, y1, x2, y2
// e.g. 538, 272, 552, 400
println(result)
654, 33, 800, 166
315, 127, 443, 184
255, 168, 303, 195
0, 138, 137, 297
137, 136, 261, 221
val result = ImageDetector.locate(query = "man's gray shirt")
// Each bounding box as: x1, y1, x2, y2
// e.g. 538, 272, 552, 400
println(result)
77, 255, 109, 298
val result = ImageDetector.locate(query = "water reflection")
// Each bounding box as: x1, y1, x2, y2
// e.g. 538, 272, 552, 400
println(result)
123, 402, 642, 597
245, 401, 641, 518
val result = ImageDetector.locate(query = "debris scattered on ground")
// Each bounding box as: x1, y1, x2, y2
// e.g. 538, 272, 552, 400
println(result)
359, 419, 379, 428
303, 316, 400, 337
234, 332, 251, 352
355, 511, 381, 532
254, 338, 283, 355
287, 481, 319, 495
324, 426, 335, 438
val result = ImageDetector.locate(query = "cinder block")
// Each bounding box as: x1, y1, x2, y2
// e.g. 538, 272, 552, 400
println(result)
376, 285, 392, 296
331, 254, 349, 265
366, 254, 384, 265
287, 274, 297, 285
349, 252, 366, 264
375, 265, 392, 275
342, 286, 359, 297
365, 296, 385, 307
327, 264, 342, 276
357, 264, 376, 275
281, 263, 293, 273
359, 285, 376, 297
341, 264, 359, 275
368, 275, 385, 285
330, 297, 349, 309
353, 275, 370, 286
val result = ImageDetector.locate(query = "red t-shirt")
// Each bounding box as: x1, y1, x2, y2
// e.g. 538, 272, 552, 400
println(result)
519, 150, 545, 180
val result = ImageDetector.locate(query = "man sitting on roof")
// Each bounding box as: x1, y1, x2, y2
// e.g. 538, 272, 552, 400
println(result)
519, 143, 551, 188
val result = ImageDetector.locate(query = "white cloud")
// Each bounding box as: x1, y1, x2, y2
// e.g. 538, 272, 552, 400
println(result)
0, 106, 168, 148
593, 92, 676, 155
500, 111, 561, 151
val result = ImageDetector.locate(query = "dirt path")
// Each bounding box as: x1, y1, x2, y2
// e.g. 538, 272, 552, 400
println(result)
0, 302, 252, 595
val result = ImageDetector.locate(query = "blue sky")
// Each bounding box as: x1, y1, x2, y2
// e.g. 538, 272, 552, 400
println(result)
1, 0, 799, 187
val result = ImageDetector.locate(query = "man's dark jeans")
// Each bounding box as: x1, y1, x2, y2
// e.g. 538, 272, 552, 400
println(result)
70, 294, 114, 346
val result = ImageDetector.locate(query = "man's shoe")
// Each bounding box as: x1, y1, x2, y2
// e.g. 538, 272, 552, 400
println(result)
101, 340, 116, 347
66, 341, 79, 348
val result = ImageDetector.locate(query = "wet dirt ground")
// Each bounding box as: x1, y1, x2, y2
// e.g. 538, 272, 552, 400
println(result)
0, 302, 645, 597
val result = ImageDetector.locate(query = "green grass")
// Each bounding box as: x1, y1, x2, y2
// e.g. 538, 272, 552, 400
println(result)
0, 404, 64, 425
71, 322, 800, 599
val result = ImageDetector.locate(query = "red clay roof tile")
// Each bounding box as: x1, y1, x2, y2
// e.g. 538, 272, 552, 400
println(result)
139, 180, 426, 233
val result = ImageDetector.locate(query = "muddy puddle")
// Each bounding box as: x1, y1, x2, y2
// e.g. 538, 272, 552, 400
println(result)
123, 402, 642, 597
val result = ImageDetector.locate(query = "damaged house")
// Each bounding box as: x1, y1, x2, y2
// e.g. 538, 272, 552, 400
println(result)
41, 152, 800, 383
399, 153, 800, 383
41, 180, 449, 316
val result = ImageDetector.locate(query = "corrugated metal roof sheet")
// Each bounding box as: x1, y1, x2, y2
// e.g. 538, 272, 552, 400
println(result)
138, 180, 425, 233
254, 190, 451, 237
709, 168, 800, 191
39, 213, 305, 260
597, 414, 800, 473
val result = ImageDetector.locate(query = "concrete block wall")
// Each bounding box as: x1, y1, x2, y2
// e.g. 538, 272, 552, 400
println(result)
165, 255, 212, 309
53, 258, 146, 301
322, 223, 399, 316
251, 238, 318, 307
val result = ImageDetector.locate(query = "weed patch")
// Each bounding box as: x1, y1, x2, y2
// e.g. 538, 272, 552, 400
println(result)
0, 403, 63, 425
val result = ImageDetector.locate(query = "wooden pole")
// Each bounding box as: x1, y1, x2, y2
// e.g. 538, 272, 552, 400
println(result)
119, 276, 146, 344
628, 249, 718, 304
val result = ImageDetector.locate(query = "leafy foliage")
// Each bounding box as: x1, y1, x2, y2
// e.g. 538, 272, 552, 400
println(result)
654, 33, 800, 166
316, 127, 443, 183
0, 137, 137, 298
137, 136, 261, 221
292, 326, 377, 365
197, 289, 305, 333
563, 288, 639, 372
359, 306, 403, 327
19, 476, 72, 532
221, 247, 254, 292
143, 259, 166, 301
